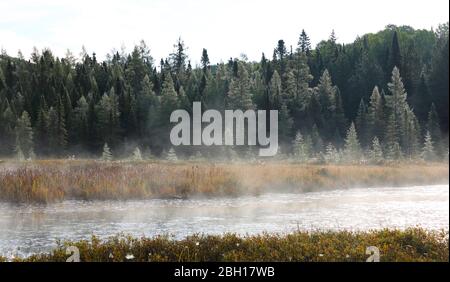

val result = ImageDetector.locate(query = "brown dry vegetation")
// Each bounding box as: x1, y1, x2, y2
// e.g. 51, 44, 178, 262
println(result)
0, 160, 448, 203
5, 228, 449, 262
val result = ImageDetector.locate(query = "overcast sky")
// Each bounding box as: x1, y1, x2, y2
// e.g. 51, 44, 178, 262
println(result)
0, 0, 448, 65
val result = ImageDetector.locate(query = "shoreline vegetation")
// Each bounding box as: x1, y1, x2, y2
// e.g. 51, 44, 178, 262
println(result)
2, 228, 448, 262
0, 160, 448, 204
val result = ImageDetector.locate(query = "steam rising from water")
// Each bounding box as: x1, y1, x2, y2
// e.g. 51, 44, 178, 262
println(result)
0, 184, 448, 257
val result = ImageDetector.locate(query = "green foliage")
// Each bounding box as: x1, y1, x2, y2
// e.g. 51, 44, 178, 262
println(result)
0, 25, 447, 160
344, 123, 362, 161
13, 228, 449, 262
369, 137, 384, 164
102, 143, 113, 161
14, 111, 33, 159
422, 131, 436, 161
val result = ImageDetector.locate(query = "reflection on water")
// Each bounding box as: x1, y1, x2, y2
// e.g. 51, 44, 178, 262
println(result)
0, 185, 448, 257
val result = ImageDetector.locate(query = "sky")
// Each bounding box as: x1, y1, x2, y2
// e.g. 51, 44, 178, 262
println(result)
0, 0, 449, 65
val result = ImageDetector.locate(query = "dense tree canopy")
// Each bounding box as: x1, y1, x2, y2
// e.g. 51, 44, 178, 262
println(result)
0, 24, 448, 160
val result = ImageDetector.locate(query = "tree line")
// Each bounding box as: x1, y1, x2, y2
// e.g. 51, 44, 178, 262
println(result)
0, 24, 448, 161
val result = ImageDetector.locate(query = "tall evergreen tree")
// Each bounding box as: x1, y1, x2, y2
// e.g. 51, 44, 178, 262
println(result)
367, 86, 385, 142
385, 67, 409, 150
426, 103, 442, 152
355, 99, 368, 147
227, 62, 253, 110
343, 122, 362, 161
298, 30, 312, 55
421, 131, 436, 161
14, 111, 33, 158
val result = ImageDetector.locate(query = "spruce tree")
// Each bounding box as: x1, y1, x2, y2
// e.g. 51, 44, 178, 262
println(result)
385, 67, 409, 150
355, 99, 368, 147
292, 131, 310, 162
298, 29, 312, 55
15, 146, 25, 161
387, 31, 402, 77
132, 147, 143, 161
97, 88, 121, 146
426, 103, 442, 153
166, 147, 178, 161
227, 62, 253, 110
367, 86, 384, 142
403, 107, 421, 159
387, 141, 403, 160
0, 101, 15, 155
324, 143, 339, 163
279, 102, 293, 145
343, 122, 362, 162
369, 136, 384, 164
269, 70, 282, 109
101, 143, 113, 161
421, 131, 436, 161
311, 124, 324, 154
14, 111, 33, 159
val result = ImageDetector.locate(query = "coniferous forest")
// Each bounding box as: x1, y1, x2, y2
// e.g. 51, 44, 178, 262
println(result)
0, 24, 448, 161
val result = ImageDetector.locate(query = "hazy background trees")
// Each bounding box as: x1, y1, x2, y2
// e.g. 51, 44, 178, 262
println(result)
0, 24, 448, 161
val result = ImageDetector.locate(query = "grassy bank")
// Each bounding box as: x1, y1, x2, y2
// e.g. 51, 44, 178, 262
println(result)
0, 160, 448, 203
3, 228, 448, 262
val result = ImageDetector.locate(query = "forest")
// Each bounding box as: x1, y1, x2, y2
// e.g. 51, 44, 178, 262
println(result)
0, 23, 448, 161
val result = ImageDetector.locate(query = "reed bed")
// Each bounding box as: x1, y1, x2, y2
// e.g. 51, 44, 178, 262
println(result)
6, 228, 448, 262
0, 160, 448, 203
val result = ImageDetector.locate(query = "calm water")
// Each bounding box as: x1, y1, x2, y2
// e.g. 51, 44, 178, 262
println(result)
0, 185, 448, 257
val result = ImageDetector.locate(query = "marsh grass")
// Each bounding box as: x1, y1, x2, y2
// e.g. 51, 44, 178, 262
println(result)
0, 160, 448, 203
7, 228, 448, 262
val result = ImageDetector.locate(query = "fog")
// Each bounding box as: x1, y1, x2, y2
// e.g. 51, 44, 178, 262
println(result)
0, 184, 448, 257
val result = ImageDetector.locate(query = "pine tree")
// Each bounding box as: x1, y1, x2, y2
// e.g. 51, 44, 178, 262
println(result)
367, 86, 384, 142
97, 88, 121, 146
166, 147, 178, 161
324, 143, 339, 163
28, 148, 36, 160
160, 73, 179, 115
369, 136, 384, 164
298, 29, 312, 55
269, 70, 282, 109
201, 48, 210, 72
316, 70, 336, 115
73, 96, 89, 146
355, 99, 368, 147
101, 143, 113, 161
279, 102, 293, 145
227, 62, 253, 110
170, 37, 188, 82
403, 107, 421, 159
292, 131, 310, 162
421, 131, 436, 161
385, 67, 409, 150
387, 31, 402, 76
132, 147, 143, 161
344, 122, 362, 162
283, 70, 296, 103
386, 141, 403, 160
311, 124, 323, 154
426, 103, 442, 153
15, 146, 25, 161
0, 101, 15, 155
55, 97, 68, 150
14, 111, 33, 159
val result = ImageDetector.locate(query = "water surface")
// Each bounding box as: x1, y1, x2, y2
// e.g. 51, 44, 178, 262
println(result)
0, 185, 448, 257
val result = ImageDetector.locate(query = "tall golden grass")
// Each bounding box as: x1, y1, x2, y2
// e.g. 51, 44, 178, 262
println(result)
7, 228, 449, 262
0, 160, 448, 203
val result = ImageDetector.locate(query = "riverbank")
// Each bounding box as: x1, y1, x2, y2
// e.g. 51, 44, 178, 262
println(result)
3, 228, 448, 262
0, 160, 448, 203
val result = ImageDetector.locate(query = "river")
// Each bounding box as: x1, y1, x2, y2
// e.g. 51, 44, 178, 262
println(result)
0, 184, 448, 257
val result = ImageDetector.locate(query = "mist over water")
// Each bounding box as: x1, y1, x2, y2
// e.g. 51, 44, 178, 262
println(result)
0, 185, 448, 257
